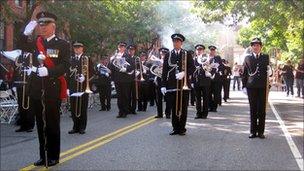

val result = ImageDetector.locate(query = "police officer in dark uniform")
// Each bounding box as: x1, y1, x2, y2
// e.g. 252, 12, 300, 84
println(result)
208, 45, 224, 112
18, 12, 70, 166
161, 33, 195, 135
95, 57, 111, 111
109, 42, 134, 118
222, 59, 232, 102
13, 52, 35, 132
127, 45, 137, 114
68, 41, 92, 135
242, 38, 270, 139
193, 44, 211, 119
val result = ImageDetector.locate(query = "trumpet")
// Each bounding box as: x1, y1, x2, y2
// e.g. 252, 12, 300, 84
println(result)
75, 55, 92, 117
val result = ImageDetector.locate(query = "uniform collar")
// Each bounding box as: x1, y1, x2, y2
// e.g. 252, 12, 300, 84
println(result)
46, 34, 56, 42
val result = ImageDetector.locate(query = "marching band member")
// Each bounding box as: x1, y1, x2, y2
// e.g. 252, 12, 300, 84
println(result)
153, 47, 168, 118
95, 56, 111, 111
161, 33, 195, 135
242, 38, 271, 139
109, 42, 134, 118
127, 45, 137, 114
208, 45, 224, 112
192, 44, 211, 119
18, 11, 70, 166
68, 41, 93, 135
137, 52, 149, 112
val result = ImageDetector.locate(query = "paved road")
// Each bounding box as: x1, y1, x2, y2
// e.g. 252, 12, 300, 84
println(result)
1, 90, 303, 170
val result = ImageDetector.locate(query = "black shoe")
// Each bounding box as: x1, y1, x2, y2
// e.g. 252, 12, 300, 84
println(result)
194, 116, 202, 119
15, 128, 26, 132
202, 116, 207, 119
155, 115, 163, 118
99, 108, 106, 111
26, 129, 33, 132
179, 131, 186, 136
224, 99, 227, 102
120, 114, 127, 118
131, 111, 137, 115
249, 134, 257, 138
106, 107, 111, 111
209, 109, 217, 112
34, 159, 45, 166
48, 159, 59, 166
166, 115, 171, 119
68, 130, 78, 134
79, 130, 86, 134
116, 115, 123, 118
258, 134, 265, 139
169, 131, 179, 135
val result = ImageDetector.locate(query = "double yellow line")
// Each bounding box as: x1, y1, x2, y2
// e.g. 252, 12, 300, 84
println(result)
21, 116, 157, 170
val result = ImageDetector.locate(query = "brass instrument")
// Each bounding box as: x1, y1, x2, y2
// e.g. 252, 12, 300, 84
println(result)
21, 52, 32, 109
176, 51, 189, 120
75, 55, 92, 117
1, 50, 32, 109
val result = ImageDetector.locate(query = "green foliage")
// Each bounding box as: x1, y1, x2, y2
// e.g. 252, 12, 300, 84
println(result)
193, 0, 304, 63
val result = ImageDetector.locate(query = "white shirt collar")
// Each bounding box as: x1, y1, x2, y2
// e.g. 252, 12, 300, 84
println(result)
46, 34, 56, 42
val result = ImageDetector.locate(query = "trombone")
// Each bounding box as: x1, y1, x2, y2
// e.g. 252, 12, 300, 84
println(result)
75, 55, 92, 117
176, 51, 189, 120
21, 53, 33, 109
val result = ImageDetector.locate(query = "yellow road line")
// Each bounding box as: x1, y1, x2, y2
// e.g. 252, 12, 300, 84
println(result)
20, 116, 157, 171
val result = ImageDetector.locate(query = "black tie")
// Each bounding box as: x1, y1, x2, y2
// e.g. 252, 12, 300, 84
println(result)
256, 54, 259, 59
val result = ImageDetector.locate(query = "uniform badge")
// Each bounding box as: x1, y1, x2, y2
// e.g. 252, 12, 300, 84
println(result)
47, 49, 59, 58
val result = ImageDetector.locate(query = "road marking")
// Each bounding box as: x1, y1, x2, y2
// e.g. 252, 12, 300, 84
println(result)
20, 116, 157, 171
269, 100, 303, 171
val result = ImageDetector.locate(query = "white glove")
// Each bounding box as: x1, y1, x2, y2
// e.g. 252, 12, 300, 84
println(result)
205, 71, 212, 77
135, 70, 140, 77
191, 83, 194, 88
77, 74, 85, 83
37, 67, 48, 77
23, 20, 37, 36
242, 87, 247, 95
120, 67, 127, 72
67, 89, 70, 96
143, 69, 147, 74
25, 66, 36, 76
105, 73, 109, 77
175, 71, 185, 80
161, 87, 166, 95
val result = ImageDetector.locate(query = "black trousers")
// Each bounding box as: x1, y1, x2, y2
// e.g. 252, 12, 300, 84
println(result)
190, 87, 196, 105
209, 81, 221, 111
195, 85, 210, 117
115, 82, 131, 115
166, 90, 189, 132
164, 94, 172, 117
129, 81, 137, 113
97, 84, 111, 110
16, 87, 34, 129
223, 78, 231, 100
138, 83, 149, 111
148, 80, 156, 106
247, 88, 267, 135
30, 98, 60, 161
70, 93, 88, 131
155, 86, 163, 116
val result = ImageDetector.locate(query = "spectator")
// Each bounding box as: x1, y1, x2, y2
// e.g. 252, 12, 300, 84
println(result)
232, 62, 241, 90
295, 58, 304, 98
281, 60, 294, 96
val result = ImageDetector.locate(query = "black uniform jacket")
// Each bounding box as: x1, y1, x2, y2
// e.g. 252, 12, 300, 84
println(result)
209, 55, 225, 82
242, 53, 269, 89
17, 34, 70, 100
161, 49, 195, 90
192, 56, 211, 87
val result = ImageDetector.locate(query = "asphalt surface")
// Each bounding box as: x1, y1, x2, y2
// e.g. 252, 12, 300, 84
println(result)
0, 90, 303, 170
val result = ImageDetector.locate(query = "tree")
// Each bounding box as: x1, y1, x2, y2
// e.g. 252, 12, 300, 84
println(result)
192, 0, 304, 63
